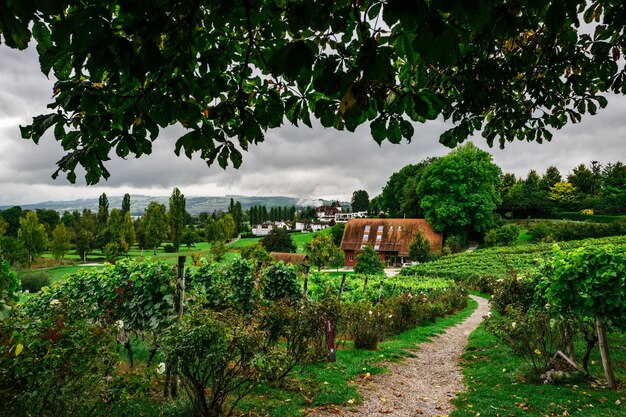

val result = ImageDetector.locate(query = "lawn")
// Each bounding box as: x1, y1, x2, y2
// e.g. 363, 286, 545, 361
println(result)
452, 322, 626, 417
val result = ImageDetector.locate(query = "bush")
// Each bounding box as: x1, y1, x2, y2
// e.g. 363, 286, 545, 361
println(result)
0, 297, 118, 417
408, 232, 431, 262
160, 309, 272, 417
483, 224, 520, 247
261, 262, 301, 303
384, 293, 426, 335
489, 275, 538, 315
527, 219, 626, 242
444, 233, 466, 253
20, 271, 51, 293
345, 300, 385, 350
163, 243, 176, 253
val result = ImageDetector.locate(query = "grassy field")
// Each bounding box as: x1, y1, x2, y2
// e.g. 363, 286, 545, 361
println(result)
452, 321, 626, 417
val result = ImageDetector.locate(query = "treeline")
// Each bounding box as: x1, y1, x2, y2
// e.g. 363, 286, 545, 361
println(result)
248, 205, 297, 225
377, 155, 626, 222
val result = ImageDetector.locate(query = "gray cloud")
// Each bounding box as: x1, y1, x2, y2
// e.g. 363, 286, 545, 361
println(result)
2, 44, 626, 206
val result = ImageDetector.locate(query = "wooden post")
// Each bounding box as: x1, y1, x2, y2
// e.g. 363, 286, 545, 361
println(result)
362, 275, 369, 293
326, 318, 336, 363
596, 313, 616, 389
303, 265, 310, 297
166, 256, 186, 398
377, 280, 384, 304
338, 273, 346, 302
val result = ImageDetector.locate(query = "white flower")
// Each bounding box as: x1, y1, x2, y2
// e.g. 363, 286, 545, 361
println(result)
115, 320, 124, 330
368, 310, 373, 315
156, 362, 166, 374
49, 299, 60, 306
511, 322, 517, 328
387, 314, 393, 319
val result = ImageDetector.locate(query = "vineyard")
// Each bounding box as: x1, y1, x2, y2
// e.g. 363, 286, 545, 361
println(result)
401, 235, 626, 283
0, 255, 469, 417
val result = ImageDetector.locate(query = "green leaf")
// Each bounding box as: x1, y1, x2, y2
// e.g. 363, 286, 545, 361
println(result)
370, 117, 387, 145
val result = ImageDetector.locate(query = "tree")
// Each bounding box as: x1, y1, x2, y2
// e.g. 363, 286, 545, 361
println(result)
408, 232, 431, 263
568, 164, 596, 195
541, 166, 563, 191
180, 228, 200, 250
353, 245, 385, 276
0, 206, 22, 237
9, 2, 621, 183
260, 228, 296, 253
18, 212, 48, 269
330, 223, 346, 247
121, 193, 131, 214
305, 234, 336, 271
168, 188, 186, 251
351, 190, 370, 212
142, 202, 168, 254
418, 143, 501, 235
74, 209, 98, 262
209, 241, 227, 263
540, 245, 626, 389
221, 214, 236, 241
0, 218, 7, 238
548, 182, 578, 211
121, 211, 136, 249
97, 193, 109, 228
205, 219, 224, 243
51, 223, 71, 260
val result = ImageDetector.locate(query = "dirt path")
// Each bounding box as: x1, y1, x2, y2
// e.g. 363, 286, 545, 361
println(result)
309, 295, 489, 417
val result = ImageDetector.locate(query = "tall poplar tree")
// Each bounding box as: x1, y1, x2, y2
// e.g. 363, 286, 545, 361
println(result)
168, 188, 186, 251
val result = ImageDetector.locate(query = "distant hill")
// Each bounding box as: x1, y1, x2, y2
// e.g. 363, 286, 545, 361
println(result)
0, 195, 349, 215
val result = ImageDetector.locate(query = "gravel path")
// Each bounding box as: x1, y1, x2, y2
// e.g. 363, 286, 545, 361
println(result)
309, 295, 489, 417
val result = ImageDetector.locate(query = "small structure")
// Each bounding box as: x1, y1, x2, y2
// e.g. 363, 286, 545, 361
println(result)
340, 218, 443, 267
310, 222, 329, 232
251, 223, 274, 236
334, 211, 368, 223
270, 252, 308, 267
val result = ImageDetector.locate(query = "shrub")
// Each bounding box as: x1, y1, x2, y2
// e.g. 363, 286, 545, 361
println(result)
163, 243, 176, 253
353, 245, 385, 275
160, 309, 271, 417
489, 275, 538, 315
483, 224, 520, 247
0, 297, 118, 417
444, 233, 466, 253
384, 293, 426, 335
408, 232, 431, 262
20, 271, 51, 293
345, 300, 386, 349
261, 262, 301, 303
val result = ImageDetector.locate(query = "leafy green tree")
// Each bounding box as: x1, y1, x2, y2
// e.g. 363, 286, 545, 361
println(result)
330, 223, 346, 246
568, 164, 597, 195
418, 143, 501, 234
210, 240, 227, 262
305, 234, 336, 271
600, 162, 626, 213
18, 212, 49, 269
548, 182, 578, 210
0, 206, 22, 237
180, 228, 200, 250
540, 245, 626, 389
353, 245, 385, 275
330, 247, 345, 271
9, 1, 621, 183
121, 211, 136, 249
51, 223, 71, 260
261, 228, 296, 253
168, 188, 186, 251
541, 166, 563, 191
351, 190, 370, 212
74, 209, 98, 262
205, 218, 224, 243
35, 209, 60, 235
121, 193, 131, 214
408, 232, 431, 263
0, 218, 7, 238
142, 202, 168, 254
101, 209, 129, 254
221, 214, 236, 241
97, 193, 109, 228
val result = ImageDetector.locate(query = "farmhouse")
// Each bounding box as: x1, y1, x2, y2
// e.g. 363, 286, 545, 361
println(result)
270, 252, 308, 267
340, 218, 443, 267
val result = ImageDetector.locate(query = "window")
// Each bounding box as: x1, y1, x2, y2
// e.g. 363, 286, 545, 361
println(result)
364, 225, 371, 232
362, 234, 369, 240
360, 244, 366, 249
349, 256, 353, 261
390, 225, 394, 231
376, 234, 382, 240
374, 244, 380, 250
377, 225, 384, 232
398, 226, 402, 231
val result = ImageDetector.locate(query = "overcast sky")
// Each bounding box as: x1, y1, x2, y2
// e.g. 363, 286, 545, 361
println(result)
1, 44, 626, 206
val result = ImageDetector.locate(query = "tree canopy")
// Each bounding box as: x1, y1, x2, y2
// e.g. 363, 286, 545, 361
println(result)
3, 1, 624, 183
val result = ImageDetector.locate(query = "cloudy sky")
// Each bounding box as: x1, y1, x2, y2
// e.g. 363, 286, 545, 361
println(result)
1, 44, 626, 206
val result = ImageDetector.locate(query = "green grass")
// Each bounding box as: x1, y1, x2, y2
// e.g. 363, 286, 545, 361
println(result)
452, 319, 626, 417
237, 297, 479, 416
227, 229, 331, 253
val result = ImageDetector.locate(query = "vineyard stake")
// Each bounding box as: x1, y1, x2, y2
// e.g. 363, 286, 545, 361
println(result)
338, 273, 346, 302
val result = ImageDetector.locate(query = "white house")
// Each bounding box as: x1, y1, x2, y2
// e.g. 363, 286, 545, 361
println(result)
310, 222, 329, 232
251, 223, 274, 236
334, 211, 368, 223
